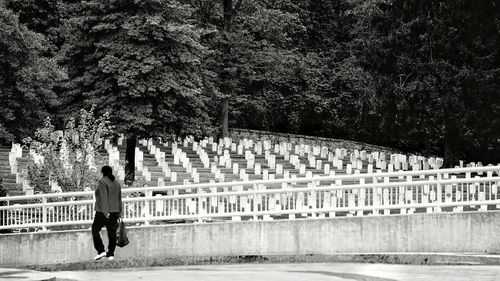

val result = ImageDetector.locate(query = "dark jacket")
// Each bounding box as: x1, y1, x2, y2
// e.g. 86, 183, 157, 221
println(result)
95, 177, 122, 215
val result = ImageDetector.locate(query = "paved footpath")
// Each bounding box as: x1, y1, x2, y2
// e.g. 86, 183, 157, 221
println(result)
48, 263, 500, 281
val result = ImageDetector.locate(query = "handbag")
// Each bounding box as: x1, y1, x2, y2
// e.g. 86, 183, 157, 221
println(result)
116, 217, 129, 247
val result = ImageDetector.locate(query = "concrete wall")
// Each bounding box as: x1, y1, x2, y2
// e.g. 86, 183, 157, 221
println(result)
2, 211, 500, 267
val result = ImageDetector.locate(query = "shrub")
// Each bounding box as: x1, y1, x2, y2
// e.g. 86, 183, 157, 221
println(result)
23, 105, 113, 193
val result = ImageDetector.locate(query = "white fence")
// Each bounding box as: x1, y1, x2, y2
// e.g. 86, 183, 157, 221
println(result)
1, 166, 500, 232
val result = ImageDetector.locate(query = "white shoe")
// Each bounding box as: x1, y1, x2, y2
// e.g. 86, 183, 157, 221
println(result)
93, 252, 106, 261
107, 256, 115, 261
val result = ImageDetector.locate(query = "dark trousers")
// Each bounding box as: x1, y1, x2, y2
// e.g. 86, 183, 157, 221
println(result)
92, 212, 119, 256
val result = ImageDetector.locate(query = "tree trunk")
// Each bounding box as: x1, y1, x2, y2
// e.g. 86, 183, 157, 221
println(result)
444, 138, 457, 168
223, 0, 233, 32
219, 98, 229, 139
443, 117, 459, 168
125, 135, 136, 185
218, 0, 233, 139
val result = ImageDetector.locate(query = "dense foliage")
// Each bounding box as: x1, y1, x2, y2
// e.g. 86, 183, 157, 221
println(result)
60, 0, 213, 139
0, 6, 65, 143
352, 0, 500, 164
1, 0, 499, 168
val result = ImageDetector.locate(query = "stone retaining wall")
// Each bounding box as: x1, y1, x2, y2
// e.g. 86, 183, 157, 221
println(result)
1, 211, 499, 267
229, 128, 405, 155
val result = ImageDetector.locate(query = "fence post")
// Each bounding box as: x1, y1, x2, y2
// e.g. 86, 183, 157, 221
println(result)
41, 197, 47, 231
253, 183, 258, 221
197, 186, 203, 223
372, 176, 379, 215
144, 191, 152, 225
435, 172, 443, 212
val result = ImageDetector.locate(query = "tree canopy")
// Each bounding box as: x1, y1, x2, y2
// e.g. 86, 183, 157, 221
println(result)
1, 0, 499, 166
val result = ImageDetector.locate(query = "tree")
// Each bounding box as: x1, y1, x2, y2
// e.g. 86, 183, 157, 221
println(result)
191, 0, 308, 136
356, 0, 500, 165
291, 0, 378, 140
0, 6, 65, 143
60, 0, 215, 183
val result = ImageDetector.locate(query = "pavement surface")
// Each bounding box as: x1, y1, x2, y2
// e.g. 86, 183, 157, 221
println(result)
17, 253, 500, 272
0, 267, 55, 280
3, 253, 500, 281
47, 263, 500, 281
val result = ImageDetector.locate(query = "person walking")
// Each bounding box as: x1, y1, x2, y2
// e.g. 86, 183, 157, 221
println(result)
92, 165, 122, 261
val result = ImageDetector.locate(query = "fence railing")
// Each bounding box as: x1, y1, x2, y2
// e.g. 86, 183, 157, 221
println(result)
1, 166, 499, 232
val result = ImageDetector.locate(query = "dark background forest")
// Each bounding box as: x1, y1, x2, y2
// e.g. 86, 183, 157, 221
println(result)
1, 0, 499, 167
